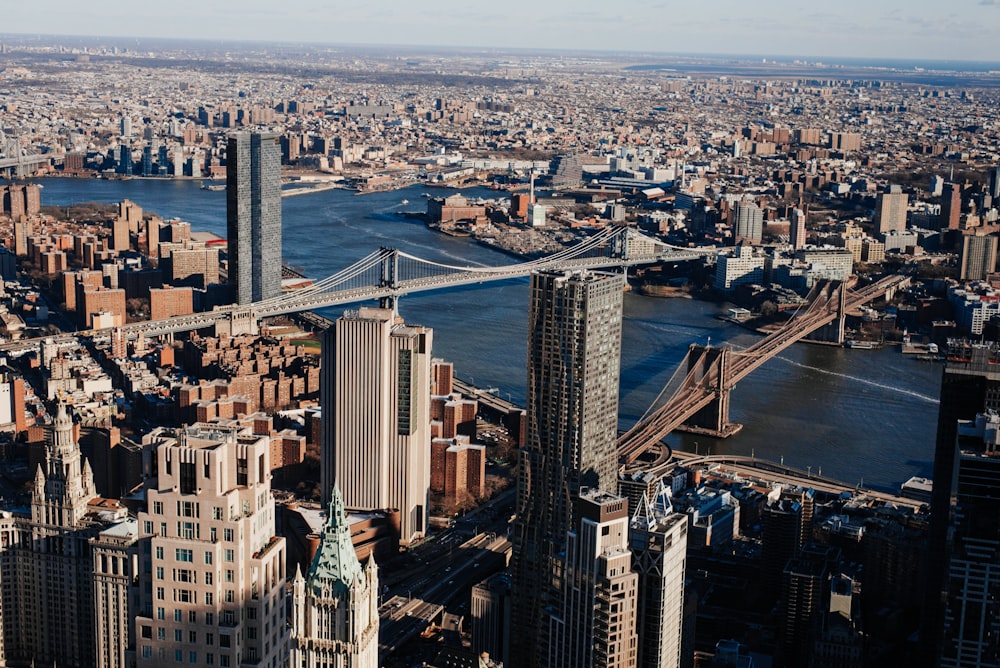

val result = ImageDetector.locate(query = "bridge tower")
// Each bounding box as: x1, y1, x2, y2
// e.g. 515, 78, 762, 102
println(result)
611, 228, 629, 261
681, 344, 742, 438
214, 307, 259, 337
379, 247, 399, 311
808, 282, 848, 345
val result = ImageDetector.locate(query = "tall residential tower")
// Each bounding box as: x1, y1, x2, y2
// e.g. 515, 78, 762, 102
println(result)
510, 269, 624, 666
226, 132, 282, 305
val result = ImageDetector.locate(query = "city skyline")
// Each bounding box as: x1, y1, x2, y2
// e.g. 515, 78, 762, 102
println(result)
4, 0, 1000, 63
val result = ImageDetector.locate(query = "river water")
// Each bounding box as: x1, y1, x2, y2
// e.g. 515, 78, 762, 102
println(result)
26, 177, 942, 492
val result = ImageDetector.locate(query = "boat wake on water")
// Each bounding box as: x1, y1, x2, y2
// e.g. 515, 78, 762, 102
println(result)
775, 355, 939, 404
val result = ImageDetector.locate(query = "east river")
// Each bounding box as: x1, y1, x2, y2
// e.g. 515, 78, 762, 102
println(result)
27, 177, 942, 493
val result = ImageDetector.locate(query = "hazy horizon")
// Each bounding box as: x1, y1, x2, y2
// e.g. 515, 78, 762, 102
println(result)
5, 0, 1000, 64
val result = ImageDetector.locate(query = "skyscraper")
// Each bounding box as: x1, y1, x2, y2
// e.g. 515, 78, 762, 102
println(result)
321, 307, 432, 545
291, 485, 379, 668
959, 232, 998, 281
940, 182, 962, 231
925, 342, 1000, 666
988, 166, 1000, 200
875, 184, 908, 235
510, 269, 624, 666
133, 423, 288, 667
938, 411, 1000, 666
0, 401, 111, 667
548, 490, 639, 668
732, 201, 764, 244
226, 132, 282, 305
790, 207, 807, 251
630, 482, 688, 668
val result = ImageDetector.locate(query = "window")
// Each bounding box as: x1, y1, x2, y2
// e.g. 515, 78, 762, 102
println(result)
174, 629, 182, 642
159, 522, 167, 537
180, 522, 196, 540
180, 462, 196, 494
189, 610, 197, 623
176, 548, 193, 562
189, 630, 197, 644
156, 587, 165, 600
236, 457, 248, 486
206, 632, 214, 646
153, 501, 163, 514
205, 593, 214, 606
225, 569, 234, 583
174, 610, 182, 622
205, 551, 213, 565
206, 653, 214, 665
223, 528, 234, 542
157, 627, 165, 640
220, 656, 230, 668
205, 612, 214, 625
246, 626, 256, 640
224, 549, 234, 563
144, 520, 153, 535
189, 651, 197, 664
246, 606, 257, 620
205, 572, 214, 585
213, 507, 223, 520
175, 649, 183, 662
220, 634, 231, 648
175, 569, 193, 583
397, 349, 413, 434
141, 625, 152, 639
156, 567, 164, 580
155, 546, 164, 559
142, 646, 152, 658
225, 589, 234, 603
178, 500, 198, 517
175, 589, 194, 604
156, 607, 165, 620
210, 528, 217, 542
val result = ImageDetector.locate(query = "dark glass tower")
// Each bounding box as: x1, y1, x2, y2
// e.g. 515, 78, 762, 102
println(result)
924, 341, 1000, 666
509, 269, 624, 666
227, 132, 282, 305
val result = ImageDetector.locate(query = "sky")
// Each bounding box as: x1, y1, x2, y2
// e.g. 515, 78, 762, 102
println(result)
5, 0, 1000, 63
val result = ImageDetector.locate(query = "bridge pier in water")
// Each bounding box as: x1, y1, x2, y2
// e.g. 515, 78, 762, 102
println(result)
807, 282, 848, 345
680, 344, 743, 438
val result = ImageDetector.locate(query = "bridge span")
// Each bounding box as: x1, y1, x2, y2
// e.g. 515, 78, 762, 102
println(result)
0, 227, 711, 353
617, 274, 909, 465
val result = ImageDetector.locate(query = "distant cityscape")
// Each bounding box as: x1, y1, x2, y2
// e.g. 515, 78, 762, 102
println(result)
0, 34, 999, 668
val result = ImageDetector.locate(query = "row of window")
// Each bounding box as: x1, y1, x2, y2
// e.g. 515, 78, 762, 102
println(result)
139, 646, 234, 666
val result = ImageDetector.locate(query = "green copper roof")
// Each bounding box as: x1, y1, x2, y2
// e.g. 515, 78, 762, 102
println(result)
306, 485, 362, 596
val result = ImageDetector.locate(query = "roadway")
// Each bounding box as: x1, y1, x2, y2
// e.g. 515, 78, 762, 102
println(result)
376, 489, 515, 663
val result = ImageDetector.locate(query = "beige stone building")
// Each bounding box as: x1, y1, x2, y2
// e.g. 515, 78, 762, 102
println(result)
290, 485, 379, 668
321, 307, 432, 545
133, 423, 288, 667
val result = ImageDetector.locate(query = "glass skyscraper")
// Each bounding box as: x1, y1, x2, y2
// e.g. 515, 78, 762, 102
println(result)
226, 132, 282, 305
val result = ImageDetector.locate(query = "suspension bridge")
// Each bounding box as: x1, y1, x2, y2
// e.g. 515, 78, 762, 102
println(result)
616, 273, 909, 471
0, 226, 709, 352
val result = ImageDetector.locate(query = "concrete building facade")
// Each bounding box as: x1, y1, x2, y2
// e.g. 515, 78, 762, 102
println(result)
133, 423, 288, 668
321, 307, 432, 545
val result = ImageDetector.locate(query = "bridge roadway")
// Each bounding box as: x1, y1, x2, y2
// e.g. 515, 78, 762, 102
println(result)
668, 450, 924, 510
617, 274, 909, 465
0, 247, 706, 354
